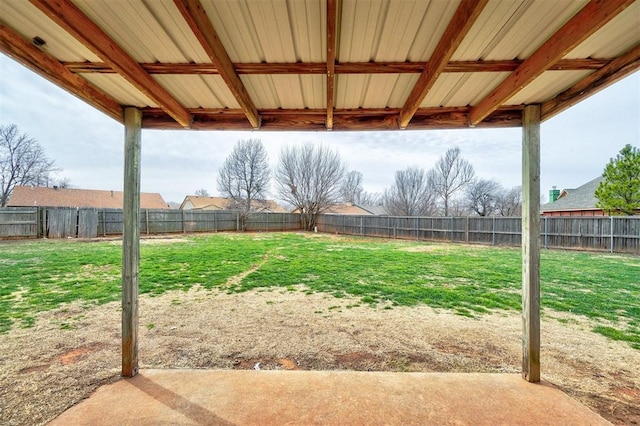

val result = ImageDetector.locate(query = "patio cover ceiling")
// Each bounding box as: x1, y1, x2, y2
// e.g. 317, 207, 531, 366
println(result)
0, 0, 639, 132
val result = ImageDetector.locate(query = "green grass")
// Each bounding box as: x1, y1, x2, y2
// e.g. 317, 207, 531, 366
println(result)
0, 233, 638, 348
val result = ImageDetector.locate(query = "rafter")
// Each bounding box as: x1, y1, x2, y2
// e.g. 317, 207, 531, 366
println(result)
398, 0, 489, 129
542, 44, 640, 120
29, 0, 191, 127
469, 0, 635, 126
174, 0, 260, 129
326, 0, 337, 130
0, 22, 122, 122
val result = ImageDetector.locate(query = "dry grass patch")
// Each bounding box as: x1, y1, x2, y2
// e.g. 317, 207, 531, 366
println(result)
1, 288, 639, 426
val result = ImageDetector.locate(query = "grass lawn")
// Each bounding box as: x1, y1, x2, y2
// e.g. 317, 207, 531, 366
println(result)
0, 232, 638, 348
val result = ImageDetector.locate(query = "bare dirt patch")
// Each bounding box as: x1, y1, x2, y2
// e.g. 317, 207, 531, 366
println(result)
1, 288, 638, 425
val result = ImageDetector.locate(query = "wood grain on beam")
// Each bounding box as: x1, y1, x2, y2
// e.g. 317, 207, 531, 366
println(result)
398, 0, 489, 129
29, 0, 191, 127
542, 44, 640, 120
326, 0, 337, 130
142, 107, 522, 131
174, 0, 260, 129
469, 0, 634, 126
0, 22, 122, 122
63, 58, 611, 75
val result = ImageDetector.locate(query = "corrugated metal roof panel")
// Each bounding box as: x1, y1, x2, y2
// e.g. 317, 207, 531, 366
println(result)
335, 74, 418, 109
153, 75, 240, 109
0, 0, 99, 62
452, 0, 529, 61
338, 0, 461, 62
201, 0, 323, 63
565, 1, 640, 59
469, 0, 589, 61
506, 70, 594, 105
421, 72, 511, 107
80, 74, 157, 107
241, 75, 324, 109
74, 0, 192, 63
144, 0, 212, 63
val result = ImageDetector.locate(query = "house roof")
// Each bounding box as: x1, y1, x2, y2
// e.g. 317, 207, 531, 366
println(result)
7, 186, 168, 209
541, 176, 604, 212
1, 0, 638, 131
179, 195, 287, 213
357, 204, 387, 216
324, 203, 373, 215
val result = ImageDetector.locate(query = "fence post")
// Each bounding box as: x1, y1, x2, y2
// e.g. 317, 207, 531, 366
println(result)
450, 217, 454, 242
416, 217, 419, 241
610, 216, 614, 253
465, 216, 469, 243
543, 216, 547, 249
42, 207, 48, 238
492, 217, 496, 246
145, 209, 150, 235
236, 213, 240, 232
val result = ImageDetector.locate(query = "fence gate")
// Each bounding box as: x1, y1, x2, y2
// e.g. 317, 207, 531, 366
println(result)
78, 209, 99, 238
47, 208, 77, 238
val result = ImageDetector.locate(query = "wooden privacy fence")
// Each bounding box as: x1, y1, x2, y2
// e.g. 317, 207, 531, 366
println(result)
316, 214, 640, 254
0, 207, 301, 239
1, 207, 638, 254
0, 207, 39, 239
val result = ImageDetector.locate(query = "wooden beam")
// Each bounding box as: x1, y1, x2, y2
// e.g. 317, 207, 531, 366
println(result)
122, 107, 141, 378
174, 0, 260, 129
326, 0, 337, 130
0, 22, 122, 122
522, 104, 541, 383
63, 58, 611, 75
29, 0, 191, 128
398, 0, 488, 129
469, 0, 635, 126
542, 44, 640, 120
141, 107, 522, 131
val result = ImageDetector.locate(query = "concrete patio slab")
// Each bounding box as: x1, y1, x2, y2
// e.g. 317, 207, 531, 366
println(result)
49, 370, 610, 425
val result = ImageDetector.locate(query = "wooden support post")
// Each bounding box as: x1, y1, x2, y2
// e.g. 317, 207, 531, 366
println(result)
122, 107, 141, 378
522, 104, 541, 382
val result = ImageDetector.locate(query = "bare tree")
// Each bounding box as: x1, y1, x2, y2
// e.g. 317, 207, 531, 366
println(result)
340, 170, 363, 204
54, 177, 74, 189
1, 124, 58, 207
427, 147, 475, 216
466, 179, 501, 216
194, 188, 210, 197
275, 144, 345, 230
359, 191, 383, 206
495, 185, 522, 216
217, 139, 270, 229
383, 167, 434, 216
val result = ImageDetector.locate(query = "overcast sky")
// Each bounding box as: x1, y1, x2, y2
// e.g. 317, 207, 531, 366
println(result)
1, 53, 638, 205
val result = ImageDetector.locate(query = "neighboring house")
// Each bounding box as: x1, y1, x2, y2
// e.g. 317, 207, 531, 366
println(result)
541, 176, 605, 217
321, 203, 374, 215
7, 186, 168, 209
358, 204, 386, 216
179, 195, 287, 213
